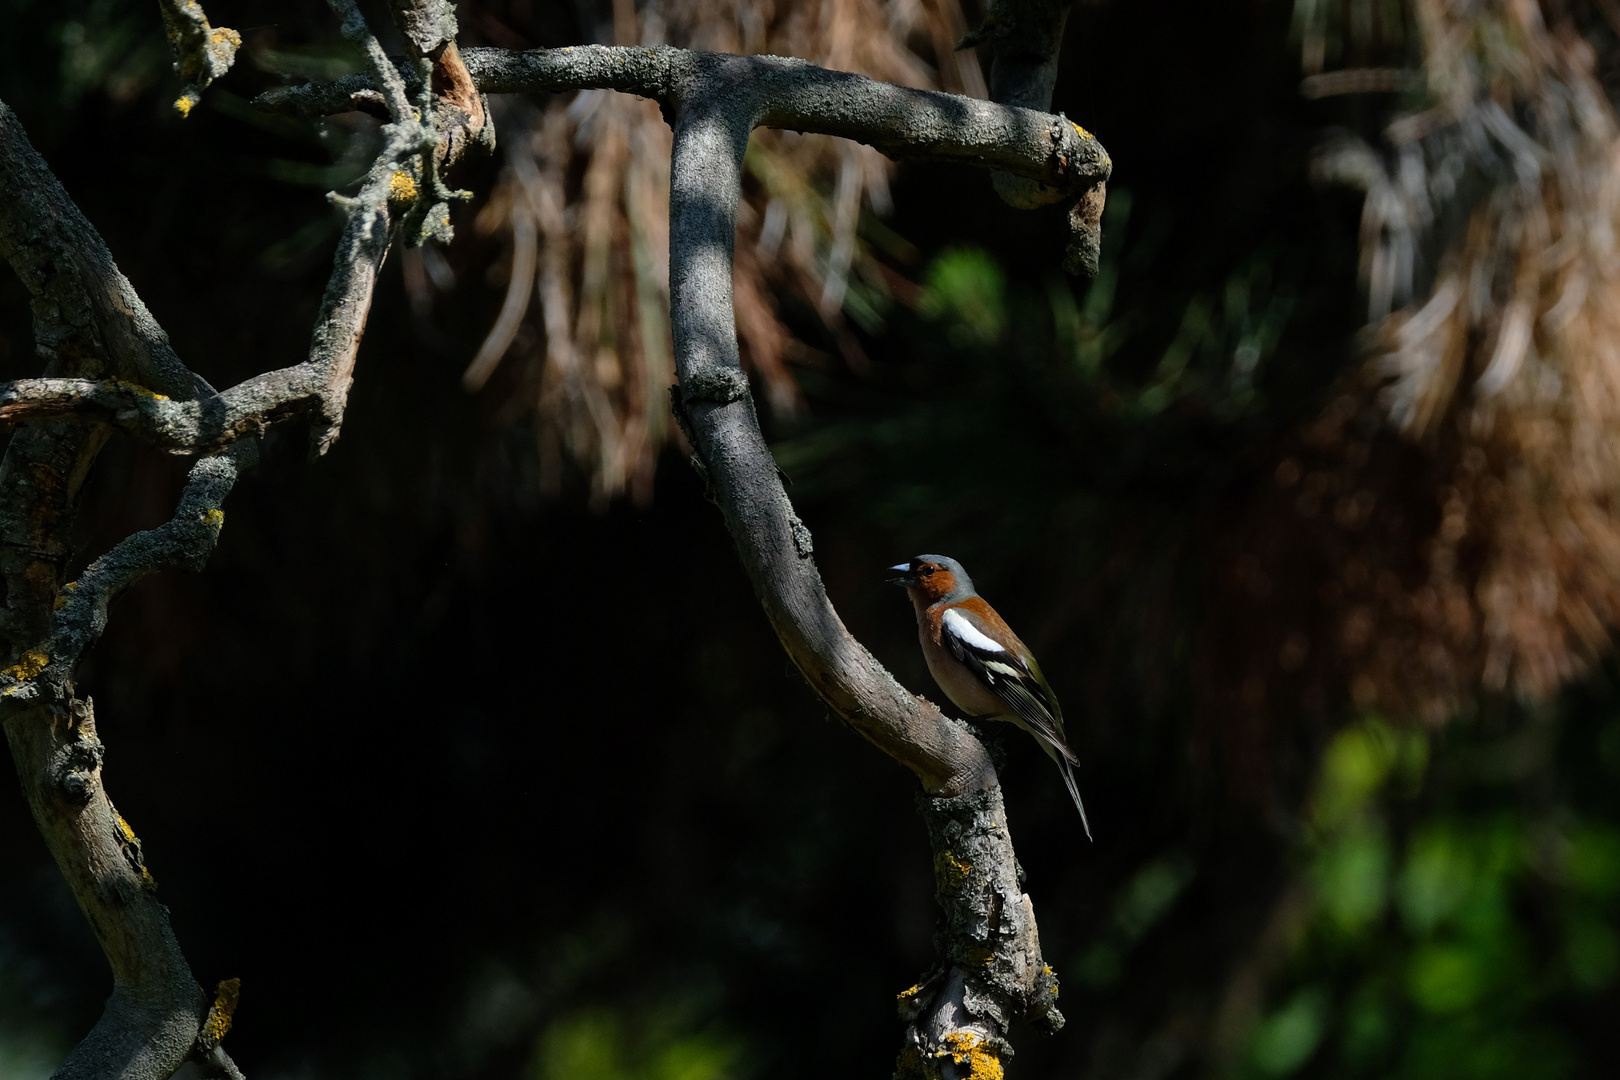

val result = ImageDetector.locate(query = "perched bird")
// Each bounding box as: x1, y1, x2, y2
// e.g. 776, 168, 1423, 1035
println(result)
888, 554, 1092, 839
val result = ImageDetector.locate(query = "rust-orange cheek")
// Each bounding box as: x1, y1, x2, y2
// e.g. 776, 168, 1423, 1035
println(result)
915, 569, 957, 603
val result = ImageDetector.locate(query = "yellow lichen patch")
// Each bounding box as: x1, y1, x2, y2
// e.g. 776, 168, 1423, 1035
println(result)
111, 379, 169, 401
115, 812, 137, 845
3, 650, 50, 682
940, 1032, 1004, 1080
174, 95, 195, 118
1071, 121, 1093, 140
934, 849, 971, 893
389, 171, 418, 203
205, 977, 241, 1043
897, 983, 922, 1002
202, 509, 224, 528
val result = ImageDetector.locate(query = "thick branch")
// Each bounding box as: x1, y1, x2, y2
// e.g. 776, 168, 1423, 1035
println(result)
4, 694, 207, 1080
255, 45, 1109, 200
657, 58, 1069, 1077
667, 91, 994, 797
899, 789, 1064, 1076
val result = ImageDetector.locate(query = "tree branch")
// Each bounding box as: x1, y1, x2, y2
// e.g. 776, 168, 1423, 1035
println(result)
254, 45, 1109, 203
0, 446, 251, 1080
655, 54, 1075, 1075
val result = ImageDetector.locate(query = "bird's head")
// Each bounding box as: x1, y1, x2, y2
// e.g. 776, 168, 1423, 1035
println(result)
886, 554, 974, 603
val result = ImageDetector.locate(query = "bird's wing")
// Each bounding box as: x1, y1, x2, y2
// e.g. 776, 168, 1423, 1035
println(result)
940, 606, 1078, 765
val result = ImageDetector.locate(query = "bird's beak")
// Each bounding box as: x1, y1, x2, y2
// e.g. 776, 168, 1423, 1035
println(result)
886, 562, 917, 587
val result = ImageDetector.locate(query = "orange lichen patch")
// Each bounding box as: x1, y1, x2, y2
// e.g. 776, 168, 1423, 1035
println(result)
389, 171, 419, 204
941, 1031, 1004, 1080
933, 849, 971, 894
1071, 121, 1093, 140
3, 650, 50, 682
896, 983, 922, 1002
205, 977, 240, 1043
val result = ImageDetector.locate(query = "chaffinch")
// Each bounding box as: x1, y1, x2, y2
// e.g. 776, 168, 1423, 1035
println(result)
889, 554, 1091, 839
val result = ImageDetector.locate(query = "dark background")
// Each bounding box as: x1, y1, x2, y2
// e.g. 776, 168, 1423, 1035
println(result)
3, 2, 1618, 1079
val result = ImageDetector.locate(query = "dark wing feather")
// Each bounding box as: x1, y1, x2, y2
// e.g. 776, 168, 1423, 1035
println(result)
942, 616, 1078, 765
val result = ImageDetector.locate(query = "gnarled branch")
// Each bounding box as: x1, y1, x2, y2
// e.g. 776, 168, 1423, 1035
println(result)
1, 2, 490, 1076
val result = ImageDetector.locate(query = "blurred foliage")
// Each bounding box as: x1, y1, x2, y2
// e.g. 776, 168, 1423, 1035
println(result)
0, 926, 71, 1080
1235, 704, 1620, 1080
531, 1007, 744, 1080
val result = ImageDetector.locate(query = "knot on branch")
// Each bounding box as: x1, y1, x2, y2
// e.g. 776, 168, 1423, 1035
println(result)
48, 699, 104, 804
902, 785, 1064, 1062
681, 366, 751, 407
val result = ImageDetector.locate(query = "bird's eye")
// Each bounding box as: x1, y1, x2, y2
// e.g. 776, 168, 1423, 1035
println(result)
919, 565, 935, 576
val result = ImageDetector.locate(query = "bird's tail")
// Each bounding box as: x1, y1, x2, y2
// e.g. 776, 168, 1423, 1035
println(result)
1032, 734, 1093, 841
1058, 756, 1093, 841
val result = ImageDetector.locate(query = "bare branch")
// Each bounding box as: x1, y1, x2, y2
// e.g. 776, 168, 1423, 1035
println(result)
254, 46, 1109, 201
38, 445, 249, 681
